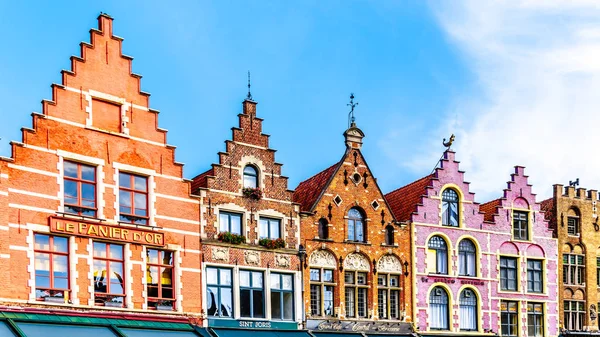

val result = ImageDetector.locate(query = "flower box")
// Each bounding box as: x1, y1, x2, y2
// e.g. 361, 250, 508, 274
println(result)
218, 232, 246, 245
259, 238, 286, 249
242, 187, 262, 200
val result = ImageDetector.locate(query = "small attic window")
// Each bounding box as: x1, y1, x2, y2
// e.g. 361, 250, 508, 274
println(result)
334, 195, 343, 206
371, 200, 380, 210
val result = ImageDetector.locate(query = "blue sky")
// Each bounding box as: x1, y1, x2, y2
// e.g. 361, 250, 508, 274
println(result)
2, 1, 597, 201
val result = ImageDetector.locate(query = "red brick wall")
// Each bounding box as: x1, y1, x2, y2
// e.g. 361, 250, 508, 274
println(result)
0, 14, 201, 317
299, 148, 413, 321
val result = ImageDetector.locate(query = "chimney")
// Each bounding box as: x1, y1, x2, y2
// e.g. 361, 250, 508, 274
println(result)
344, 122, 365, 150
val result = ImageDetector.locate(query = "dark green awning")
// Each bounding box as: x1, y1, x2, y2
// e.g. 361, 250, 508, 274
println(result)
210, 328, 312, 337
311, 333, 365, 337
0, 311, 203, 337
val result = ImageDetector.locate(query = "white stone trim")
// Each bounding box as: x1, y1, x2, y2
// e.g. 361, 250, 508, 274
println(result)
141, 246, 148, 310
25, 229, 35, 301
214, 203, 252, 239
8, 188, 60, 200
161, 227, 200, 237
9, 204, 56, 214
180, 267, 201, 273
125, 243, 134, 309
57, 150, 106, 166
176, 249, 183, 313
64, 86, 149, 112
155, 214, 200, 225
23, 144, 57, 154
0, 173, 9, 179
257, 209, 288, 245
7, 163, 58, 177
69, 236, 80, 305
86, 238, 95, 306
0, 191, 8, 197
155, 193, 198, 204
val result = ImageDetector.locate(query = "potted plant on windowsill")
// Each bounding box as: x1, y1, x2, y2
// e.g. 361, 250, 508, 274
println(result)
242, 187, 262, 200
259, 238, 286, 249
217, 232, 246, 245
155, 300, 174, 311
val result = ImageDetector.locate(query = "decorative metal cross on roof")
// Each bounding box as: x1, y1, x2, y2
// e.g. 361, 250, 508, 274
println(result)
347, 93, 358, 128
247, 71, 253, 101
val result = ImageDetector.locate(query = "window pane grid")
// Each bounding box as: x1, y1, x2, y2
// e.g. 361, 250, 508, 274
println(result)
527, 303, 544, 337
564, 300, 585, 331
34, 234, 70, 301
219, 212, 242, 235
568, 217, 580, 236
206, 267, 233, 317
501, 301, 518, 337
93, 242, 125, 307
513, 211, 529, 240
527, 259, 543, 293
563, 254, 585, 285
146, 249, 175, 309
259, 217, 281, 239
442, 189, 459, 227
378, 274, 401, 320
271, 273, 294, 321
500, 257, 518, 291
64, 161, 97, 217
240, 270, 265, 318
345, 271, 368, 318
119, 172, 148, 225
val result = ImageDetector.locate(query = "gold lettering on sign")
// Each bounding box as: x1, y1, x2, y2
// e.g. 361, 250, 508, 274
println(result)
49, 217, 164, 246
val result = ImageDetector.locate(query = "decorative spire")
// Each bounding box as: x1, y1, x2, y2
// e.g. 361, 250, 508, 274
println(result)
347, 93, 358, 128
246, 71, 253, 101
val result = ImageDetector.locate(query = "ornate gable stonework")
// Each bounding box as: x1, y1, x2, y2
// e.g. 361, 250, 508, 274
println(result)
344, 253, 370, 271
309, 250, 337, 268
377, 255, 402, 273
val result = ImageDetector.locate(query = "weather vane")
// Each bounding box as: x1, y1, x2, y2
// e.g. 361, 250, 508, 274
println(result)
247, 71, 252, 101
347, 93, 358, 128
443, 134, 455, 150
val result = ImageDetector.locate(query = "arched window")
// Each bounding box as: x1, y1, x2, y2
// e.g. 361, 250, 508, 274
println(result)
458, 239, 476, 277
460, 289, 477, 331
567, 208, 581, 236
243, 165, 258, 188
385, 225, 394, 245
430, 287, 449, 330
347, 208, 365, 242
442, 189, 459, 227
428, 236, 448, 274
318, 218, 329, 240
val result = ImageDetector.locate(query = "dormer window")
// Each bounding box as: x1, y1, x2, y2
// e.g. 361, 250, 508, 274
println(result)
441, 189, 459, 227
243, 165, 258, 188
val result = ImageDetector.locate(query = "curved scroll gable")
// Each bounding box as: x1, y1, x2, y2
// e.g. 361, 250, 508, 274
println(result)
377, 254, 402, 273
344, 253, 370, 271
309, 250, 337, 268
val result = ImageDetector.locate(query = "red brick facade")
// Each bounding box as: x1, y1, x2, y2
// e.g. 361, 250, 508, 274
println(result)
0, 14, 202, 319
294, 123, 413, 326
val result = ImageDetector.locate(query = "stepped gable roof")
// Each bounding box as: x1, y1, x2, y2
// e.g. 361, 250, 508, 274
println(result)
191, 168, 214, 192
480, 198, 502, 222
385, 174, 433, 222
293, 162, 341, 212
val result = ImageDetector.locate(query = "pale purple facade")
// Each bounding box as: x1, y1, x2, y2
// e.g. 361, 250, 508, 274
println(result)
385, 151, 558, 337
482, 165, 559, 337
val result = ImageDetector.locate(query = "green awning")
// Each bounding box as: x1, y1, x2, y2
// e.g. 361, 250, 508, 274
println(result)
210, 328, 312, 337
0, 311, 203, 337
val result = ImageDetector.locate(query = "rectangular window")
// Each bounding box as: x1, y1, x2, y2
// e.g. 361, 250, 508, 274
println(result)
206, 267, 233, 317
270, 273, 294, 321
259, 217, 281, 239
527, 303, 544, 337
597, 258, 600, 287
564, 300, 585, 331
501, 300, 518, 337
527, 259, 543, 293
219, 212, 242, 235
513, 211, 529, 240
240, 270, 265, 318
310, 268, 334, 317
345, 271, 368, 318
500, 257, 518, 291
119, 172, 148, 225
64, 161, 97, 217
568, 217, 580, 236
34, 234, 69, 302
563, 254, 585, 285
146, 249, 174, 310
378, 274, 401, 320
93, 242, 125, 307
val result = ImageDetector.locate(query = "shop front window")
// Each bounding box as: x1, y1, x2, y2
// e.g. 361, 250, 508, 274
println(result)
240, 270, 265, 318
271, 273, 294, 320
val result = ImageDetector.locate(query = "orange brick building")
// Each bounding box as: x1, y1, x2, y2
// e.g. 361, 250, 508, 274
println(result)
294, 120, 413, 334
0, 13, 204, 330
189, 97, 303, 330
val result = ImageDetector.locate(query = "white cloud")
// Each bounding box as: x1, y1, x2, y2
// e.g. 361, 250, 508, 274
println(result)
391, 0, 600, 201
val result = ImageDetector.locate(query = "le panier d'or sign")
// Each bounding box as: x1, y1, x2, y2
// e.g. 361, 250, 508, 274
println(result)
49, 217, 164, 246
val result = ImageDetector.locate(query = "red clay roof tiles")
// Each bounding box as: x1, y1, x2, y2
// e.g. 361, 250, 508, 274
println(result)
480, 198, 501, 222
293, 162, 340, 212
384, 174, 433, 222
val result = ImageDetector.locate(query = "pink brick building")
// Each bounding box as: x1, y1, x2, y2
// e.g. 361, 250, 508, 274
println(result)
386, 151, 558, 337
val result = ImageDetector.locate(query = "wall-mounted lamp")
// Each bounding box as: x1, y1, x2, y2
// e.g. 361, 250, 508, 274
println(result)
372, 259, 377, 275
298, 244, 307, 270
339, 256, 344, 271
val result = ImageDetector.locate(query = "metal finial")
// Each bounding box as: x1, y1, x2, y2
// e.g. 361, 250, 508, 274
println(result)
347, 93, 358, 128
247, 71, 253, 100
443, 134, 455, 149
